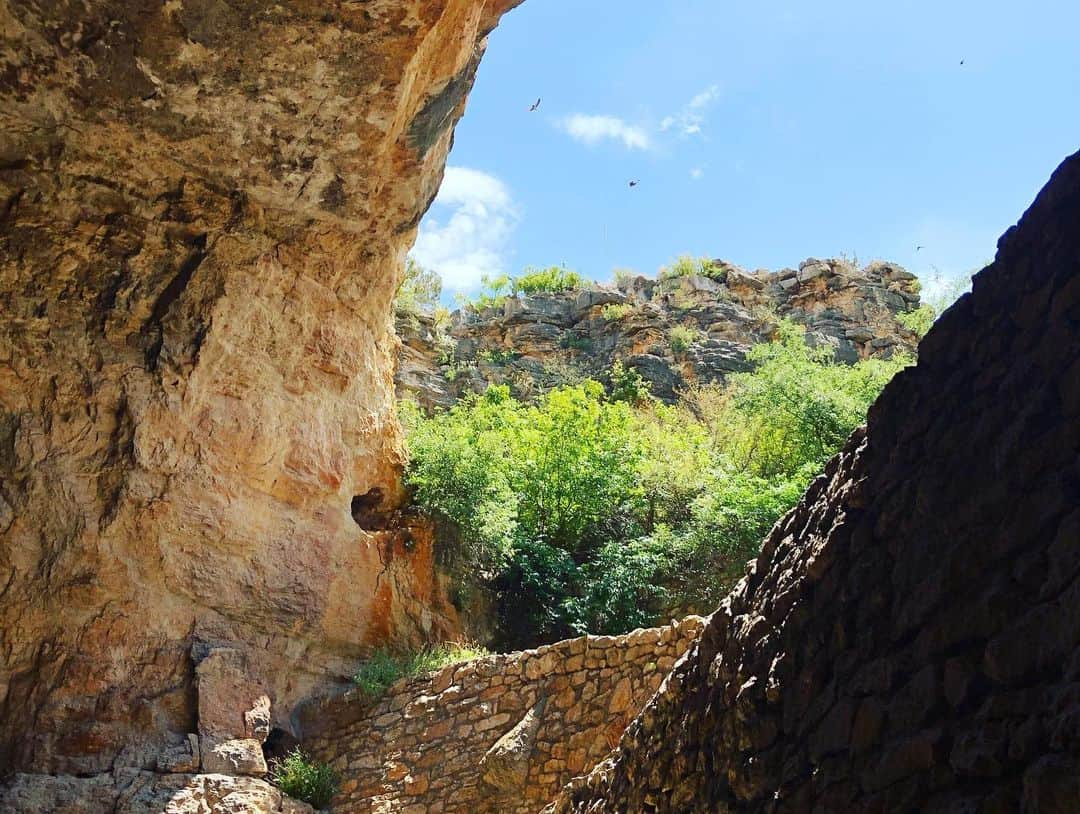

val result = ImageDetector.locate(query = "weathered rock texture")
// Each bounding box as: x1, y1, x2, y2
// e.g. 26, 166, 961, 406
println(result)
548, 152, 1080, 812
0, 770, 292, 813
0, 0, 520, 774
300, 617, 705, 813
397, 259, 921, 408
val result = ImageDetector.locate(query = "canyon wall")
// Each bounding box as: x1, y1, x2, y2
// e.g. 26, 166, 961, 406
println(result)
300, 617, 705, 814
0, 0, 520, 774
549, 151, 1080, 812
397, 259, 922, 409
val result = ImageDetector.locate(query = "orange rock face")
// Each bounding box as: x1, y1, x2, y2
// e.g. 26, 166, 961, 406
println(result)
0, 0, 521, 773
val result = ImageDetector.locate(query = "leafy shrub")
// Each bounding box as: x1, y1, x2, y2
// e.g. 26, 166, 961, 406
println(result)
458, 274, 512, 311
403, 322, 910, 647
669, 324, 701, 354
608, 361, 652, 405
270, 749, 339, 809
612, 268, 639, 287
898, 304, 936, 338
443, 360, 477, 382
353, 642, 490, 697
478, 348, 518, 366
513, 265, 586, 294
396, 258, 442, 314
659, 255, 726, 282
601, 303, 634, 322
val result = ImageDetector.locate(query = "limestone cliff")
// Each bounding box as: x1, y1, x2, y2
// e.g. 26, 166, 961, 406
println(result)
549, 152, 1080, 812
396, 259, 922, 409
0, 0, 520, 774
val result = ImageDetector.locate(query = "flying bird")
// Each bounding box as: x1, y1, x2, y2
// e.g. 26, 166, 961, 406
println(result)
529, 98, 541, 112
916, 245, 925, 252
960, 59, 965, 66
628, 180, 639, 188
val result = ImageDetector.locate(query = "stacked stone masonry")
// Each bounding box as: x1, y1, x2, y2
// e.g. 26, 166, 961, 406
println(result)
300, 617, 705, 813
547, 152, 1080, 812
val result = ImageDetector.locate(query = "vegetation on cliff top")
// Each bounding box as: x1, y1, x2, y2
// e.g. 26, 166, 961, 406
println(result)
401, 321, 911, 648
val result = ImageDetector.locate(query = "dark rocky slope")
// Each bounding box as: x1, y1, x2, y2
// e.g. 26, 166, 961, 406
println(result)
549, 151, 1080, 812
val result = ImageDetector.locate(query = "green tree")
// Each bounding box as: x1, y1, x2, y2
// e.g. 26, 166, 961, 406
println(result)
396, 258, 442, 313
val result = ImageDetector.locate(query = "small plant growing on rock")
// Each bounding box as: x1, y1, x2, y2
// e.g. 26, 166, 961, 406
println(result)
659, 255, 726, 282
513, 265, 586, 294
353, 642, 490, 697
608, 361, 652, 405
270, 748, 339, 810
601, 303, 634, 322
669, 324, 701, 354
478, 348, 518, 366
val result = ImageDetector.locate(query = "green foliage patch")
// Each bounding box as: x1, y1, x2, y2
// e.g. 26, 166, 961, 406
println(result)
403, 322, 911, 648
659, 255, 726, 282
353, 642, 490, 697
601, 303, 634, 322
396, 258, 442, 314
269, 749, 339, 809
669, 324, 702, 354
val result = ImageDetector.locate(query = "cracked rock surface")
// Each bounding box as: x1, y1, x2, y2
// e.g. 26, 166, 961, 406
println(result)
0, 0, 520, 774
548, 151, 1080, 812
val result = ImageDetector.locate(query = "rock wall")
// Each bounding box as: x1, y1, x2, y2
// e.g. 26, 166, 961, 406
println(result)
0, 0, 520, 774
548, 152, 1080, 812
397, 259, 921, 409
300, 617, 705, 813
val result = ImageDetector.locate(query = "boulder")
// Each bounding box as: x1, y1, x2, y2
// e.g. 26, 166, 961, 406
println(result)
201, 738, 268, 777
481, 697, 548, 791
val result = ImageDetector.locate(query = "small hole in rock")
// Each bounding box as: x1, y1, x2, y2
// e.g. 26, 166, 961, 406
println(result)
263, 727, 299, 763
351, 487, 388, 531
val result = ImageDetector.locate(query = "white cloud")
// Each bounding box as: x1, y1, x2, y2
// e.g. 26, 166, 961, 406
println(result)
688, 84, 721, 110
558, 114, 653, 151
410, 167, 520, 293
690, 167, 705, 180
661, 83, 721, 137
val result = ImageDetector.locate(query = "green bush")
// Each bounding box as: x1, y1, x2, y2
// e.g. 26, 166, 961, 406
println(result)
669, 324, 700, 354
608, 361, 652, 406
659, 255, 726, 282
403, 321, 911, 647
269, 749, 339, 810
513, 265, 586, 294
478, 348, 518, 366
898, 304, 936, 338
601, 303, 634, 322
396, 258, 442, 314
353, 642, 490, 697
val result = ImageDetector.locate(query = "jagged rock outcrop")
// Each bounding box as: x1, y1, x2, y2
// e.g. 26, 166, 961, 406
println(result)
0, 0, 521, 776
396, 259, 922, 408
548, 152, 1080, 812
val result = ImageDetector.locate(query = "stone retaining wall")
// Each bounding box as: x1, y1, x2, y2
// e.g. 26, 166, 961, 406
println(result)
299, 617, 705, 813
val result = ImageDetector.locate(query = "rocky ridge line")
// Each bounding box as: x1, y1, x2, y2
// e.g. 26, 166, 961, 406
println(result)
397, 258, 922, 408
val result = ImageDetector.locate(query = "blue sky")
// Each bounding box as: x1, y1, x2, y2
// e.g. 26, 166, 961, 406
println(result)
411, 0, 1080, 301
